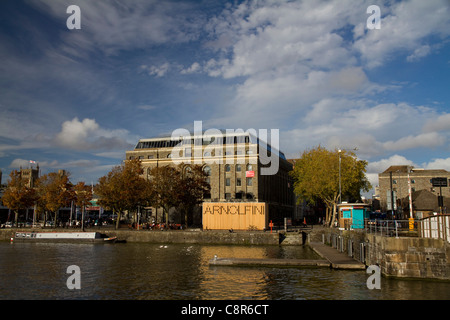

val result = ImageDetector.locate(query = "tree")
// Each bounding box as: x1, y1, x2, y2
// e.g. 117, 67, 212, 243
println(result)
176, 165, 210, 227
36, 171, 74, 227
148, 165, 181, 225
2, 170, 38, 226
73, 182, 93, 231
290, 146, 371, 227
96, 159, 152, 229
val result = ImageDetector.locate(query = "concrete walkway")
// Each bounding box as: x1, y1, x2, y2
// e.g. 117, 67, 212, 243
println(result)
309, 242, 366, 270
209, 257, 331, 268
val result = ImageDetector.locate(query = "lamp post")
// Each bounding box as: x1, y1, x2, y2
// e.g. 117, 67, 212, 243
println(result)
338, 149, 342, 204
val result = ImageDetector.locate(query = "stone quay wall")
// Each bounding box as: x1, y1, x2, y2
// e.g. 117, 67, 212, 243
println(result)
308, 227, 450, 280
0, 228, 280, 245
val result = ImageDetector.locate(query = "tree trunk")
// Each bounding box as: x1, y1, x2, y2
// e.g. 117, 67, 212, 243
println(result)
115, 210, 121, 230
330, 202, 337, 228
14, 210, 19, 226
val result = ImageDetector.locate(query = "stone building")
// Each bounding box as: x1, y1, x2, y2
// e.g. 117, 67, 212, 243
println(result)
378, 165, 450, 216
125, 130, 294, 226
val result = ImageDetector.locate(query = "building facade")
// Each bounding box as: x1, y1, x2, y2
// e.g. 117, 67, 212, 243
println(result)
378, 165, 450, 216
125, 131, 294, 227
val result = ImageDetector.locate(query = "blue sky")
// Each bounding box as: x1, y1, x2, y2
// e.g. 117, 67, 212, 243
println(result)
0, 0, 449, 196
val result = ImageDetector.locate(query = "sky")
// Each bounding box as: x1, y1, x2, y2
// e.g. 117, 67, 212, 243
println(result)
0, 0, 449, 197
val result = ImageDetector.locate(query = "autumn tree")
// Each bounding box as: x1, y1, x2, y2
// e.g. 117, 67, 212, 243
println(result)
2, 170, 38, 226
176, 165, 210, 227
290, 146, 371, 227
148, 165, 181, 225
96, 159, 152, 229
73, 181, 93, 231
36, 171, 74, 227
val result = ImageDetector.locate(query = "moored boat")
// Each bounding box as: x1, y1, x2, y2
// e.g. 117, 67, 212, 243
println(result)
14, 231, 118, 243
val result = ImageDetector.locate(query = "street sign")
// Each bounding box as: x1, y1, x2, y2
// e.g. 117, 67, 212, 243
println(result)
431, 177, 448, 187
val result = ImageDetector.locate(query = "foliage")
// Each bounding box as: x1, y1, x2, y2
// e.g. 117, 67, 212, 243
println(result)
290, 146, 371, 226
36, 171, 75, 227
1, 170, 38, 225
73, 181, 93, 230
95, 159, 152, 229
175, 164, 211, 226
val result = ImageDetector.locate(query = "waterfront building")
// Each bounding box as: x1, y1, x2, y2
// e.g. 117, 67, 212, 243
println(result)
125, 130, 295, 228
378, 165, 450, 217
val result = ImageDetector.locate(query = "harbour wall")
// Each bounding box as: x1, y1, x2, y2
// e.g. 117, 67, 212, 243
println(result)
0, 228, 280, 245
308, 228, 450, 281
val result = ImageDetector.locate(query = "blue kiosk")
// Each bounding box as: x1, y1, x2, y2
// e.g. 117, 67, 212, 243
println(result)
337, 203, 371, 230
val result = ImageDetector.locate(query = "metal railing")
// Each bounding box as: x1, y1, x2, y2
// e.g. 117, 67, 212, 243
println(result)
420, 214, 450, 243
365, 219, 418, 237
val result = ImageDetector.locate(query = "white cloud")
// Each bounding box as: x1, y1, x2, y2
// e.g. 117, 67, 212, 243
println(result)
423, 158, 450, 171
28, 0, 205, 56
181, 62, 201, 74
354, 0, 450, 68
423, 113, 450, 133
141, 63, 170, 77
382, 132, 446, 151
53, 117, 134, 151
407, 45, 431, 62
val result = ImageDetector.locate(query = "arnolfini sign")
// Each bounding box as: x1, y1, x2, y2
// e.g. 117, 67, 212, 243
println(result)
203, 202, 268, 230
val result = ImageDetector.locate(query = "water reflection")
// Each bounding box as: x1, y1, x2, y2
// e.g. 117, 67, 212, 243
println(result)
0, 242, 449, 300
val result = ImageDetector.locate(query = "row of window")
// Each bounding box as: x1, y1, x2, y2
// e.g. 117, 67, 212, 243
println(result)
204, 192, 255, 200
135, 135, 252, 149
203, 164, 253, 175
204, 177, 253, 186
129, 149, 255, 160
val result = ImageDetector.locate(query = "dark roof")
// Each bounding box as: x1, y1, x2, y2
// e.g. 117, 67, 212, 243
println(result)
401, 189, 450, 212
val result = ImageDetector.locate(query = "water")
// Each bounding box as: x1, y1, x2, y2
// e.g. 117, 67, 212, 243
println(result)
1, 241, 450, 300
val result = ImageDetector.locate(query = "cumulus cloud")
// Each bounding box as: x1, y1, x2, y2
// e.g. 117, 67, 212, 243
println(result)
382, 132, 446, 151
423, 158, 450, 171
354, 0, 450, 68
53, 117, 134, 151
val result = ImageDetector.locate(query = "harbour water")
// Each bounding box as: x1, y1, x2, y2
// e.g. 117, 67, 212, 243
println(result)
1, 241, 450, 300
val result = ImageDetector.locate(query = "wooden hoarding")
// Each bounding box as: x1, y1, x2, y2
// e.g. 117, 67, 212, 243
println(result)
202, 202, 268, 230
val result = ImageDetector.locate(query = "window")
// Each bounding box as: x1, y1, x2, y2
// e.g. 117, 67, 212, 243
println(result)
184, 166, 192, 177
226, 178, 230, 186
225, 193, 231, 200
247, 177, 253, 186
138, 156, 144, 160
236, 164, 241, 172
247, 164, 252, 171
148, 155, 154, 159
393, 180, 397, 184
185, 148, 192, 157
411, 179, 415, 184
204, 166, 211, 176
236, 178, 241, 186
225, 164, 231, 172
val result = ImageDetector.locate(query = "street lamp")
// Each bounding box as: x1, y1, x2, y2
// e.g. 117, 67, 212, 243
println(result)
338, 149, 341, 204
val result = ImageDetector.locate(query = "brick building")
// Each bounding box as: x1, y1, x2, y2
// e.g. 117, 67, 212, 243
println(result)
378, 165, 450, 217
125, 130, 295, 226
